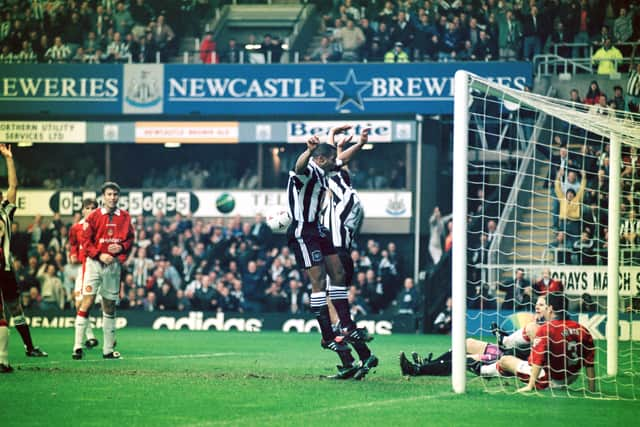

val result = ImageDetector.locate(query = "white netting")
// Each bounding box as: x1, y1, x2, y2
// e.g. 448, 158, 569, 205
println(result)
459, 72, 640, 399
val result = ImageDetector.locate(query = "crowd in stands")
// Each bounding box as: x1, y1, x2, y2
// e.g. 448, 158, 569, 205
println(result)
0, 0, 213, 64
14, 144, 408, 190
11, 211, 413, 317
302, 0, 640, 65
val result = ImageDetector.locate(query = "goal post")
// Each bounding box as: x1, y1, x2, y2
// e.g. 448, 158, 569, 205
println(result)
451, 70, 639, 397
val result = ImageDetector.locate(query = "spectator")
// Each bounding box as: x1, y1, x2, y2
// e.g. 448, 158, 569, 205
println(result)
391, 10, 415, 54
348, 285, 369, 320
199, 32, 217, 64
574, 230, 597, 265
521, 5, 542, 61
44, 35, 71, 63
591, 38, 623, 76
555, 168, 587, 246
130, 0, 155, 39
286, 279, 308, 314
260, 33, 283, 64
112, 2, 134, 37
497, 9, 521, 61
220, 38, 241, 64
38, 264, 65, 310
584, 80, 603, 105
533, 268, 563, 297
626, 58, 640, 113
334, 18, 364, 61
157, 282, 178, 311
611, 85, 627, 111
549, 21, 571, 58
428, 206, 452, 265
433, 297, 452, 334
504, 268, 532, 310
264, 280, 287, 312
150, 14, 175, 62
396, 277, 419, 316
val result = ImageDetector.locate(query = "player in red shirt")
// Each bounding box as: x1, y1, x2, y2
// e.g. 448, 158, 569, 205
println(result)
68, 198, 99, 350
497, 292, 596, 392
72, 182, 134, 360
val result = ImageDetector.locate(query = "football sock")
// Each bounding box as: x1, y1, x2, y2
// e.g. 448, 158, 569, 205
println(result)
328, 286, 355, 331
0, 320, 9, 365
13, 315, 34, 351
85, 321, 96, 341
350, 341, 372, 361
502, 328, 530, 349
432, 349, 453, 364
310, 292, 335, 342
74, 311, 88, 350
480, 362, 499, 377
337, 349, 355, 367
103, 313, 116, 354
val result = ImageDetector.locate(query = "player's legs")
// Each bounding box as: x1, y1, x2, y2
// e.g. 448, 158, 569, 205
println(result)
466, 338, 489, 356
101, 298, 119, 358
73, 294, 96, 359
497, 355, 547, 388
1, 270, 46, 357
98, 261, 122, 358
74, 269, 97, 348
0, 300, 11, 372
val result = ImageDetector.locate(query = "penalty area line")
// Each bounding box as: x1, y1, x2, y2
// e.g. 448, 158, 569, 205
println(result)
193, 392, 455, 427
17, 352, 241, 366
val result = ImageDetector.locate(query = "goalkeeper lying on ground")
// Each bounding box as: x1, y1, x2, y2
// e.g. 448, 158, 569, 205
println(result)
399, 296, 546, 377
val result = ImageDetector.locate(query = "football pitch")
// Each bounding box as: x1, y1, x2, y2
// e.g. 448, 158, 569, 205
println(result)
0, 329, 638, 427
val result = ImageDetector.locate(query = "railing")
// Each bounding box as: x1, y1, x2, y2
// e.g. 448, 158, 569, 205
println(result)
535, 41, 639, 76
485, 86, 556, 295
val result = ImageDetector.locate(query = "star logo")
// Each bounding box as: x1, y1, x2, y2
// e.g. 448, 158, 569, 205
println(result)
328, 69, 372, 111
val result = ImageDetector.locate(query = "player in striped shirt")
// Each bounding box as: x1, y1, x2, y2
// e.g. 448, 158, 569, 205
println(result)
286, 135, 369, 379
323, 125, 377, 380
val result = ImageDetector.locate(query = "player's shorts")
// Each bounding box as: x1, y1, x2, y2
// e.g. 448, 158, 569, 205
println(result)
287, 222, 336, 269
83, 257, 121, 301
479, 343, 503, 363
508, 360, 577, 390
0, 269, 19, 302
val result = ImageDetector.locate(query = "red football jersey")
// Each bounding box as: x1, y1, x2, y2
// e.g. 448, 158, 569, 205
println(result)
82, 207, 134, 264
529, 319, 595, 383
68, 220, 86, 264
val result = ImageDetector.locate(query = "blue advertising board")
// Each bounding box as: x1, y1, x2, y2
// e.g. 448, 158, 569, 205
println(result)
0, 62, 532, 117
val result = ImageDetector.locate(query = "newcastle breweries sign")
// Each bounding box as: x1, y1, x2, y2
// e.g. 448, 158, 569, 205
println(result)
0, 63, 532, 116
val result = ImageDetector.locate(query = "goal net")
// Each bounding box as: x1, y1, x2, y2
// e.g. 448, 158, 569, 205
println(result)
451, 70, 640, 399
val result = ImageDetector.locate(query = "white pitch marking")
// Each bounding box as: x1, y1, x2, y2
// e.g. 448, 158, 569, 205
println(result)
17, 352, 240, 366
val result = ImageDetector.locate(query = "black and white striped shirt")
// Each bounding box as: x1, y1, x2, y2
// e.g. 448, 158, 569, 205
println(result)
0, 199, 17, 271
287, 159, 329, 228
628, 69, 640, 97
322, 169, 363, 249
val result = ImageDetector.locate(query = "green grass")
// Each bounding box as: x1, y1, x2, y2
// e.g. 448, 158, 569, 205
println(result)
0, 329, 638, 427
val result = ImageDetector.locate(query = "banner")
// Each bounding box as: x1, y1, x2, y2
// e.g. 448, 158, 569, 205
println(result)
0, 121, 85, 143
286, 120, 394, 143
16, 189, 412, 219
17, 310, 417, 334
134, 122, 239, 143
0, 63, 532, 117
500, 265, 640, 297
466, 309, 640, 341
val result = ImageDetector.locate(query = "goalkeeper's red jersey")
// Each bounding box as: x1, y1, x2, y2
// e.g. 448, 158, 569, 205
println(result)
529, 319, 595, 381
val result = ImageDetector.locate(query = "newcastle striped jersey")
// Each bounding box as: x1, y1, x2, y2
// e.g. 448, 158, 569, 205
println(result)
287, 159, 332, 226
628, 69, 640, 97
0, 199, 16, 271
322, 169, 364, 250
